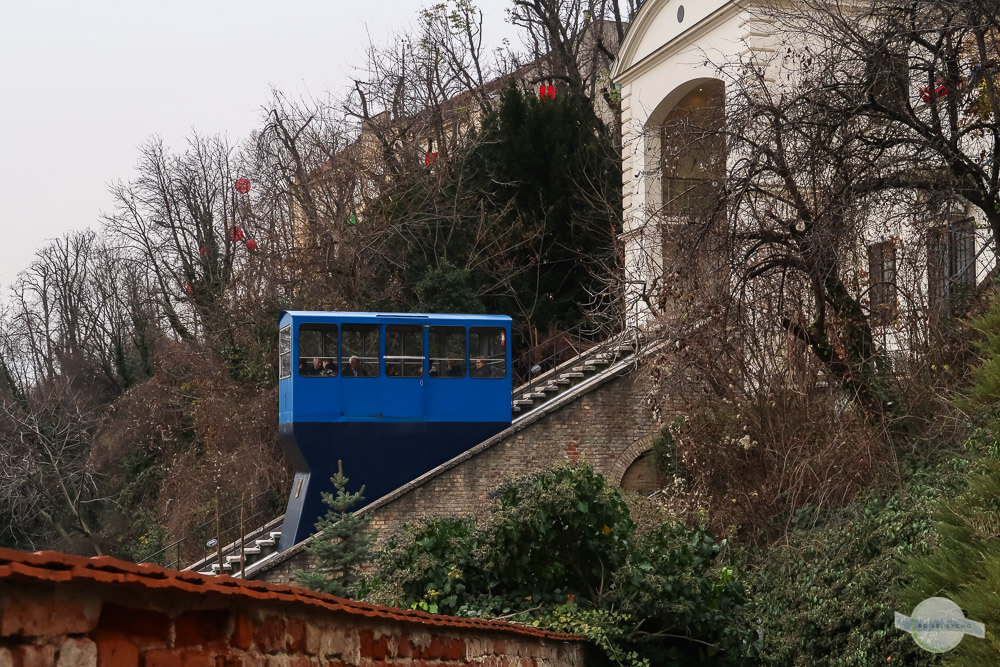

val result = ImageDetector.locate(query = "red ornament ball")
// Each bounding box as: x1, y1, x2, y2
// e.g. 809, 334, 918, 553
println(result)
235, 178, 251, 194
246, 239, 258, 251
231, 227, 244, 243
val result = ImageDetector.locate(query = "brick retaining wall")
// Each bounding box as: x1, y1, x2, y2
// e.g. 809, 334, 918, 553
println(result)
259, 368, 673, 585
0, 548, 585, 666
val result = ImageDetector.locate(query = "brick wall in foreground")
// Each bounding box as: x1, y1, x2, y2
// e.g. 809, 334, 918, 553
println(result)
0, 547, 585, 666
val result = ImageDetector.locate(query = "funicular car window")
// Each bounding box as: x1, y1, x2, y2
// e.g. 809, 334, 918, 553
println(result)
341, 324, 379, 377
429, 326, 466, 378
298, 324, 338, 377
469, 327, 506, 378
279, 325, 292, 379
385, 325, 425, 377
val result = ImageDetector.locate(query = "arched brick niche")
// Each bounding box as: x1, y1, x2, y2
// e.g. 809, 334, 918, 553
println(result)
610, 436, 664, 495
619, 451, 666, 496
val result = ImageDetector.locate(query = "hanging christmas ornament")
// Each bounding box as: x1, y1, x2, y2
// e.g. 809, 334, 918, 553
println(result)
234, 178, 251, 194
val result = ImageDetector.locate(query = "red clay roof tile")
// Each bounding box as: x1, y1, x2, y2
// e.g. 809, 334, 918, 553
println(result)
0, 547, 582, 642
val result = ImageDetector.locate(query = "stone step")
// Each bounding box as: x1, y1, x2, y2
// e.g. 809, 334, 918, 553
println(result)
269, 531, 282, 541
554, 377, 571, 385
255, 537, 276, 548
560, 372, 585, 379
513, 399, 534, 407
525, 391, 547, 399
571, 365, 596, 373
541, 383, 561, 392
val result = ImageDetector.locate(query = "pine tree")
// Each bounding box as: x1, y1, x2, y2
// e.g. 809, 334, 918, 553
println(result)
295, 462, 373, 597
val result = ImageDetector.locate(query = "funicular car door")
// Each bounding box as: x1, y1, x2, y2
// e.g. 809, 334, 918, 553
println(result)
382, 322, 426, 419
340, 322, 381, 418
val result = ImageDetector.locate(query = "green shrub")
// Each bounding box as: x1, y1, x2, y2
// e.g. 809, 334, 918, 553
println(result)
482, 463, 634, 604
742, 460, 957, 666
539, 603, 650, 667
368, 464, 750, 665
903, 457, 1000, 664
375, 517, 480, 615
610, 523, 749, 665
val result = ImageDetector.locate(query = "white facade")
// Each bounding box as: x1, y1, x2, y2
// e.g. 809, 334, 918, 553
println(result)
611, 0, 997, 351
612, 0, 752, 322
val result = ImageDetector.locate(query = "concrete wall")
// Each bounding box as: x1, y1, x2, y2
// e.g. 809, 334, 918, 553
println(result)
259, 367, 666, 585
0, 547, 585, 667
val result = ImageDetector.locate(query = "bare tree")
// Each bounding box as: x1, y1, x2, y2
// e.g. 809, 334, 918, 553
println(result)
509, 0, 638, 143
103, 134, 280, 357
417, 0, 511, 116
769, 0, 1000, 259
650, 0, 1000, 427
0, 379, 106, 555
254, 91, 371, 307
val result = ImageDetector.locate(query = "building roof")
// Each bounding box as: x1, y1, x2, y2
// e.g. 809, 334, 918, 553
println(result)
0, 547, 581, 642
612, 0, 737, 83
281, 311, 512, 323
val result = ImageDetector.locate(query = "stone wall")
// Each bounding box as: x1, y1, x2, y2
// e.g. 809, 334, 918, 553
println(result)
259, 367, 670, 585
0, 547, 585, 667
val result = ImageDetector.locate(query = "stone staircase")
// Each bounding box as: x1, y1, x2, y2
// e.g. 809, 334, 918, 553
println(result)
185, 515, 286, 576
512, 331, 640, 414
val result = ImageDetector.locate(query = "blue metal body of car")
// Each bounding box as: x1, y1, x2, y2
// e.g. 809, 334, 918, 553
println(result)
276, 311, 512, 549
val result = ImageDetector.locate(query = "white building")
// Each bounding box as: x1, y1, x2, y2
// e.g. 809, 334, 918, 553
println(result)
611, 0, 997, 358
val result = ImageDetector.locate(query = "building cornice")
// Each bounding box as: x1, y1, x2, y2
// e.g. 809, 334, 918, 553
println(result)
612, 0, 748, 86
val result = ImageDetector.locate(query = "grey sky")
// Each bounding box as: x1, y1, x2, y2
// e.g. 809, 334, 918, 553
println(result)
0, 0, 516, 294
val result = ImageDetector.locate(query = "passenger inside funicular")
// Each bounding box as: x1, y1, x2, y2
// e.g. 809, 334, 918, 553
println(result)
341, 323, 379, 377
298, 323, 338, 377
343, 355, 363, 377
469, 326, 507, 378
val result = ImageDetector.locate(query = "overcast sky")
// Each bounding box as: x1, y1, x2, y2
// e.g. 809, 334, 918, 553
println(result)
0, 0, 517, 295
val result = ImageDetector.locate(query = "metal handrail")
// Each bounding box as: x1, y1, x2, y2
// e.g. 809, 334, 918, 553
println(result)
513, 328, 641, 399
136, 489, 274, 570
513, 321, 610, 386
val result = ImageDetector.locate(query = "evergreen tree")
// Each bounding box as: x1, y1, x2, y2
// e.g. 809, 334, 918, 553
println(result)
295, 462, 373, 597
365, 83, 620, 347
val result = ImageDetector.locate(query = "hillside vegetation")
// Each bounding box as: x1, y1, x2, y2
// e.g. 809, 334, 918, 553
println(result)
2, 1, 1000, 664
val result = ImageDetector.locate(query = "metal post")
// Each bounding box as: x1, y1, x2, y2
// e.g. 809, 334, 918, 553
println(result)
215, 490, 223, 574
239, 494, 246, 578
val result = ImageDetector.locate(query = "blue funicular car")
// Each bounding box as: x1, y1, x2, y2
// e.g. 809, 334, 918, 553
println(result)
276, 311, 513, 549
